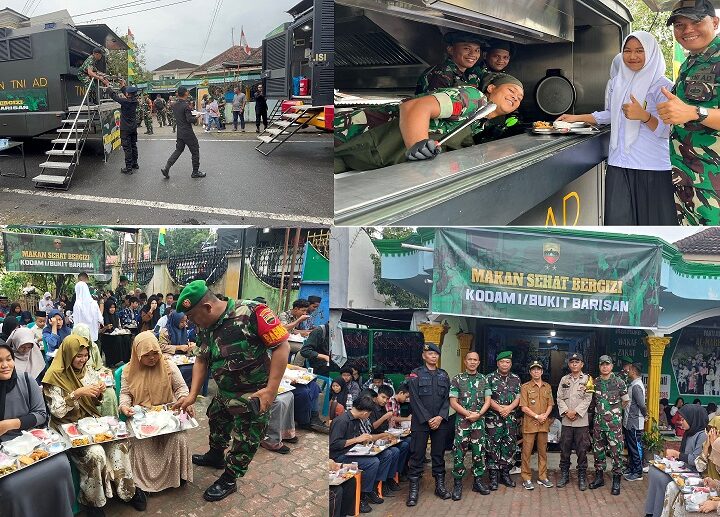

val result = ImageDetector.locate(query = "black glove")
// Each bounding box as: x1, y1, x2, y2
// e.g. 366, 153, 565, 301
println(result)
405, 139, 441, 161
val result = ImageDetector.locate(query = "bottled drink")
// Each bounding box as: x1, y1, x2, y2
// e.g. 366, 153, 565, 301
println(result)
346, 393, 353, 411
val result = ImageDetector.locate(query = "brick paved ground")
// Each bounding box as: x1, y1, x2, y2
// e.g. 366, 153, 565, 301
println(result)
373, 453, 648, 517
99, 381, 327, 517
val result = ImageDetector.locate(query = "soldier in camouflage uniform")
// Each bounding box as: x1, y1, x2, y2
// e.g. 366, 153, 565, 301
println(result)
588, 355, 629, 496
78, 48, 110, 105
139, 94, 153, 134
485, 350, 521, 490
415, 31, 486, 95
657, 1, 720, 225
449, 351, 492, 500
174, 280, 290, 502
166, 95, 176, 133
334, 73, 524, 173
217, 89, 227, 130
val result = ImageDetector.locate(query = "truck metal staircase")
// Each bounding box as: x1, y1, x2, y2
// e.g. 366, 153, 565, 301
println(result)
32, 78, 100, 190
254, 103, 323, 156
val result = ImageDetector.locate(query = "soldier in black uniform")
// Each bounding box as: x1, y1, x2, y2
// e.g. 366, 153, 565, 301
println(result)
161, 86, 205, 178
406, 343, 452, 507
105, 79, 139, 174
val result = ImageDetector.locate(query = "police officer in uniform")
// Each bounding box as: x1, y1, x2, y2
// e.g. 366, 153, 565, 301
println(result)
406, 343, 452, 506
161, 86, 205, 178
449, 351, 491, 500
415, 31, 486, 95
556, 352, 593, 490
485, 350, 521, 490
588, 355, 629, 496
174, 280, 290, 502
105, 79, 140, 174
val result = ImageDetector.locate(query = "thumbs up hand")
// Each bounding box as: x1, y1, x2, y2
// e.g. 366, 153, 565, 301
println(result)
622, 94, 649, 121
657, 86, 698, 125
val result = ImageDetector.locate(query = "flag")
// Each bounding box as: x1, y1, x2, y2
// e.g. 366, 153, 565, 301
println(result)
127, 28, 137, 81
159, 228, 167, 246
239, 27, 252, 56
673, 41, 685, 81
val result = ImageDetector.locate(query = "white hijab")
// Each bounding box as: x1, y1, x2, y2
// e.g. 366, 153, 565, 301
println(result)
71, 281, 103, 343
610, 31, 666, 153
604, 53, 623, 110
6, 327, 45, 380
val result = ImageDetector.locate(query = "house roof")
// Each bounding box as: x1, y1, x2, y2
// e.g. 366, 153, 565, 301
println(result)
153, 59, 198, 72
674, 228, 720, 255
193, 45, 262, 74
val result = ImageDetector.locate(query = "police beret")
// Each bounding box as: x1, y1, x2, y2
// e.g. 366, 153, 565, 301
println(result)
568, 352, 583, 362
176, 280, 209, 312
443, 31, 486, 46
599, 354, 613, 365
619, 355, 634, 364
529, 360, 543, 371
423, 343, 441, 355
497, 351, 512, 361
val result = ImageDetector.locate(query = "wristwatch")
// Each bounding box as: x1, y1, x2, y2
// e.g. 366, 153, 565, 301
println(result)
696, 106, 709, 123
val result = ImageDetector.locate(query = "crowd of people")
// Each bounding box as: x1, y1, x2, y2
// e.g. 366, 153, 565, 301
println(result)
328, 346, 656, 515
673, 351, 720, 396
0, 274, 330, 516
334, 1, 720, 226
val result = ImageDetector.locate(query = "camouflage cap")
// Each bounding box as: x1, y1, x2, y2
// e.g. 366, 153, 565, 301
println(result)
667, 0, 717, 25
599, 355, 613, 365
443, 30, 486, 47
619, 355, 634, 364
497, 350, 512, 361
529, 360, 543, 371
568, 352, 583, 363
176, 280, 208, 312
423, 343, 441, 355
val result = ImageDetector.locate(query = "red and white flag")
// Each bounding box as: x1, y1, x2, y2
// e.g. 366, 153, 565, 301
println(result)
239, 27, 252, 56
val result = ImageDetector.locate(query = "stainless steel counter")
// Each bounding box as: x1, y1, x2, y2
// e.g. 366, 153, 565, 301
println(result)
334, 129, 610, 225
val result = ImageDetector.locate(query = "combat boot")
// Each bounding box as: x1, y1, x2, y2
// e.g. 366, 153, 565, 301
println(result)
500, 466, 516, 487
556, 468, 570, 488
588, 470, 605, 489
434, 473, 451, 500
192, 448, 225, 469
406, 477, 420, 507
451, 478, 462, 501
578, 469, 587, 491
611, 474, 621, 496
472, 476, 491, 495
489, 469, 499, 491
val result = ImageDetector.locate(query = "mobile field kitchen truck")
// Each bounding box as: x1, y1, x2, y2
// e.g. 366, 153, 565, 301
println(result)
0, 8, 129, 189
333, 0, 652, 226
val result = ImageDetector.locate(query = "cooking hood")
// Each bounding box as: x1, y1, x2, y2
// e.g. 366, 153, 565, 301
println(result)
336, 0, 575, 43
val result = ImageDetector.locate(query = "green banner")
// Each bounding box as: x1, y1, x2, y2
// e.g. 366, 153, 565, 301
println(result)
0, 88, 48, 112
3, 232, 105, 275
431, 228, 661, 328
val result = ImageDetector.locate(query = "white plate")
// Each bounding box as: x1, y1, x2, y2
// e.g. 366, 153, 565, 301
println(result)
3, 433, 41, 456
570, 127, 597, 134
554, 121, 586, 129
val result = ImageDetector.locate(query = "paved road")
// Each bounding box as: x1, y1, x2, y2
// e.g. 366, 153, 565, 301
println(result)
0, 125, 333, 226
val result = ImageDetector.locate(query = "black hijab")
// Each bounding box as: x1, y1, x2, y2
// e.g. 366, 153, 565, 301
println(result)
104, 302, 120, 329
0, 343, 17, 420
679, 403, 709, 453
0, 317, 19, 341
331, 377, 348, 408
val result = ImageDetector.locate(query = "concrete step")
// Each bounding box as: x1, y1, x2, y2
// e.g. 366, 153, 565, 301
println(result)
46, 150, 77, 156
32, 174, 68, 184
39, 161, 72, 169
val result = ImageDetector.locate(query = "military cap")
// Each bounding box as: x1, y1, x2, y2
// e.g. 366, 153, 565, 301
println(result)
423, 343, 441, 355
443, 30, 486, 46
667, 0, 717, 25
119, 275, 128, 282
529, 360, 543, 371
486, 38, 516, 57
176, 280, 209, 312
497, 350, 513, 361
568, 352, 583, 362
599, 355, 613, 365
619, 355, 634, 364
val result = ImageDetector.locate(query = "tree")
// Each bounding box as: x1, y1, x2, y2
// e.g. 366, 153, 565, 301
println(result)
106, 34, 153, 83
368, 228, 429, 309
625, 0, 675, 75
141, 228, 215, 260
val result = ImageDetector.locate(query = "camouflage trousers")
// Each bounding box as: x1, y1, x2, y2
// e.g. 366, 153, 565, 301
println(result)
156, 109, 166, 127
485, 417, 518, 469
143, 112, 153, 132
675, 185, 720, 226
207, 395, 270, 478
591, 425, 624, 475
452, 423, 486, 479
167, 111, 176, 132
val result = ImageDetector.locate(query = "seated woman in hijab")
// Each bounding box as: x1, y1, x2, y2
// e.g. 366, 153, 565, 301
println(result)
8, 303, 32, 326
158, 311, 195, 356
43, 335, 146, 517
71, 323, 118, 418
101, 301, 121, 334
139, 296, 161, 333
119, 331, 194, 492
42, 308, 72, 355
6, 327, 46, 383
0, 342, 74, 517
645, 403, 708, 517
